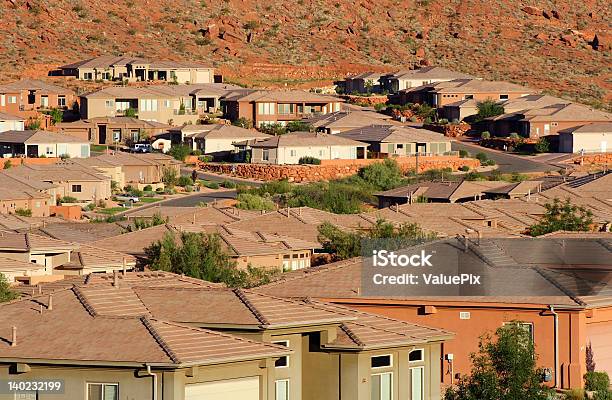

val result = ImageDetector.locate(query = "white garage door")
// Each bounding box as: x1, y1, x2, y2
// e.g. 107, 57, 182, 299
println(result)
587, 321, 612, 377
185, 376, 259, 400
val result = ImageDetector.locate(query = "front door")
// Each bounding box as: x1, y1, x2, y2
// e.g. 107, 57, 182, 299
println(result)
98, 125, 107, 144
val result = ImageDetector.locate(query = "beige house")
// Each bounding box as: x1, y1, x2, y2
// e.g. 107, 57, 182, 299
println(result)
381, 66, 476, 93
559, 122, 611, 153
0, 130, 90, 158
4, 164, 112, 202
69, 153, 182, 187
170, 124, 272, 158
59, 55, 216, 84
250, 132, 368, 164
0, 233, 77, 284
0, 171, 58, 214
338, 125, 452, 157
343, 72, 385, 94
0, 112, 24, 133
57, 117, 171, 145
0, 274, 452, 400
80, 84, 240, 125
305, 111, 394, 134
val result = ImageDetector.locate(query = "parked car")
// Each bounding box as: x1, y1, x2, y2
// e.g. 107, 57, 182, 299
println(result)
131, 143, 152, 153
114, 194, 139, 203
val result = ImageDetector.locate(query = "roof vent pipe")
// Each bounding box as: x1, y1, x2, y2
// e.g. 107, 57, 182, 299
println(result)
48, 294, 53, 311
113, 270, 119, 288
11, 326, 17, 347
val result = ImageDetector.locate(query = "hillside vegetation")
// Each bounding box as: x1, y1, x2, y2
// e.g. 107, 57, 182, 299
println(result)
1, 0, 610, 109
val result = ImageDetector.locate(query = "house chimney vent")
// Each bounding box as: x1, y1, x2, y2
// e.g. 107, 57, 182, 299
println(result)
11, 326, 17, 347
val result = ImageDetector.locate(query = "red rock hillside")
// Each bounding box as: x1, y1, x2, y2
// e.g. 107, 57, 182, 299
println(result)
0, 0, 610, 110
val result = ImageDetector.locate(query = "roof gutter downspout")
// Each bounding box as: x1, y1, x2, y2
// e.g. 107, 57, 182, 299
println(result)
549, 305, 559, 389
145, 364, 158, 400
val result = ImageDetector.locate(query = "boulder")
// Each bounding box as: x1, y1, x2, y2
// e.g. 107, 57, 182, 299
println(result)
521, 6, 542, 16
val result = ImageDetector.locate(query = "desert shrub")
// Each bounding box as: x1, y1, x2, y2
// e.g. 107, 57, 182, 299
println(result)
459, 165, 470, 172
459, 150, 469, 158
236, 193, 276, 210
585, 372, 610, 393
143, 185, 153, 192
298, 156, 321, 165
221, 180, 237, 189
481, 131, 491, 139
204, 181, 220, 189
58, 196, 78, 204
14, 208, 32, 217
177, 176, 193, 187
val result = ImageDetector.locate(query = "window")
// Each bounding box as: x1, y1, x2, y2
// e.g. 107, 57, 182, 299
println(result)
84, 72, 93, 80
163, 100, 172, 108
45, 146, 53, 155
257, 102, 275, 115
503, 322, 534, 342
71, 185, 82, 193
409, 349, 424, 363
58, 96, 66, 107
140, 99, 158, 112
105, 100, 114, 108
8, 96, 17, 104
464, 94, 474, 99
277, 103, 295, 115
459, 311, 471, 320
371, 354, 392, 369
275, 379, 289, 400
371, 372, 392, 400
499, 94, 509, 100
290, 150, 297, 157
87, 383, 118, 400
273, 340, 290, 368
410, 367, 424, 400
262, 149, 270, 161
113, 130, 121, 142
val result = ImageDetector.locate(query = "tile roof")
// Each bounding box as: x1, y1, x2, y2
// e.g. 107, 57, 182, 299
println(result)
339, 125, 450, 143
0, 130, 89, 144
390, 66, 475, 81
375, 180, 510, 202
0, 112, 24, 121
305, 111, 393, 130
222, 89, 340, 103
0, 232, 77, 251
0, 79, 74, 95
250, 131, 368, 148
0, 288, 289, 366
34, 222, 126, 243
0, 255, 46, 272
60, 55, 212, 70
82, 83, 240, 99
59, 244, 137, 271
559, 122, 612, 134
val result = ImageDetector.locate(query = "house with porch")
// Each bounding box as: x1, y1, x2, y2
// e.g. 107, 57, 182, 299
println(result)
0, 130, 90, 158
380, 66, 476, 94
249, 132, 368, 164
0, 79, 77, 114
221, 90, 343, 128
338, 125, 451, 157
57, 117, 171, 144
59, 55, 216, 84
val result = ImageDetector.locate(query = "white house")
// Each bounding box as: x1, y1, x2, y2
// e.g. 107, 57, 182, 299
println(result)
0, 112, 25, 133
558, 123, 611, 153
0, 130, 90, 158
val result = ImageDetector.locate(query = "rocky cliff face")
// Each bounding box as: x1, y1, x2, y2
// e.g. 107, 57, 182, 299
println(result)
1, 0, 609, 109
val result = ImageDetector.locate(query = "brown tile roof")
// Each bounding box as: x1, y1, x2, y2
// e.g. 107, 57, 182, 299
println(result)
0, 232, 77, 251
0, 255, 46, 272
0, 130, 89, 144
224, 89, 340, 103
339, 125, 450, 143
305, 111, 393, 130
35, 222, 125, 243
60, 55, 213, 70
0, 79, 74, 95
559, 122, 612, 134
390, 66, 475, 81
434, 79, 533, 94
0, 112, 24, 121
375, 180, 509, 202
0, 288, 289, 366
59, 244, 137, 271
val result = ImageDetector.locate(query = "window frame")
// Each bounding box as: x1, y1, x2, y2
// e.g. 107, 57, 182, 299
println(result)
371, 354, 393, 369
272, 340, 290, 368
86, 382, 119, 400
408, 348, 425, 363
71, 184, 82, 193
371, 371, 393, 400
275, 379, 290, 400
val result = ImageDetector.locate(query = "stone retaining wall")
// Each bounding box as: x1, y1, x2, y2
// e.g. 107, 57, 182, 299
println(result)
201, 156, 480, 182
570, 153, 612, 165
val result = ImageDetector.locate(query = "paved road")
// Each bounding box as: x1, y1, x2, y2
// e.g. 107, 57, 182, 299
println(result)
160, 190, 238, 207
451, 141, 560, 174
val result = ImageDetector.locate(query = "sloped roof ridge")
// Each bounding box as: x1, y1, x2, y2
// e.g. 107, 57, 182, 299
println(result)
339, 323, 365, 347
72, 286, 98, 317
141, 317, 181, 363
258, 258, 363, 289
233, 288, 270, 326
534, 268, 586, 306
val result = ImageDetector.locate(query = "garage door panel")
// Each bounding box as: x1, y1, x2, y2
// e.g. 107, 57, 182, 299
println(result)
185, 376, 259, 400
587, 322, 612, 377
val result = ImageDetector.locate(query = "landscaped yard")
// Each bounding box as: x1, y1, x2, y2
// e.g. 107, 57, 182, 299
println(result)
99, 207, 127, 215
136, 197, 162, 204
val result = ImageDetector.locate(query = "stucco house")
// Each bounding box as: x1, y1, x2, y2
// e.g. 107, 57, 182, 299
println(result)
0, 112, 25, 133
221, 90, 343, 128
59, 55, 216, 84
0, 79, 77, 114
380, 67, 476, 94
338, 125, 451, 157
249, 132, 368, 164
57, 117, 171, 145
342, 72, 385, 94
0, 130, 90, 158
305, 111, 394, 134
558, 122, 611, 153
1, 272, 453, 400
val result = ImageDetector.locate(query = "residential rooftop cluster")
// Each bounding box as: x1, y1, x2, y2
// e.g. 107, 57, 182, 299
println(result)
0, 55, 610, 400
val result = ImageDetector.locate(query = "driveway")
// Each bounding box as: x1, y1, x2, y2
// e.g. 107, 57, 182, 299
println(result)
451, 141, 559, 174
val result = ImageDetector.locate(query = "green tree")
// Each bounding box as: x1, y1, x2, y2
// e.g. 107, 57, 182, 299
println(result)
49, 108, 63, 125
162, 166, 178, 187
444, 322, 552, 400
358, 159, 403, 191
27, 119, 41, 130
124, 107, 137, 118
529, 198, 593, 237
259, 123, 287, 136
475, 100, 505, 122
286, 120, 312, 132
232, 117, 254, 129
169, 145, 191, 161
0, 273, 18, 303
144, 232, 277, 288
3, 160, 12, 169
534, 137, 549, 153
